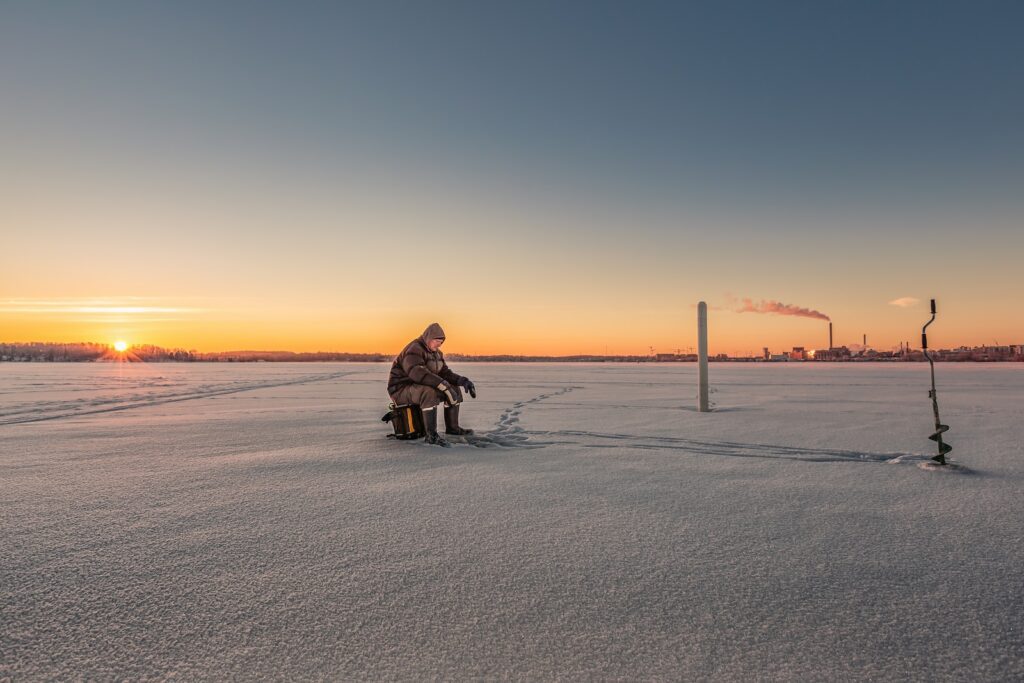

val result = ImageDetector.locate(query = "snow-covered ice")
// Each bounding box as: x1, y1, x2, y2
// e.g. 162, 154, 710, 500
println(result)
2, 362, 1022, 680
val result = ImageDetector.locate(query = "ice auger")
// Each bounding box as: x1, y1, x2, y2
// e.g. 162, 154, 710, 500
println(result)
921, 299, 951, 465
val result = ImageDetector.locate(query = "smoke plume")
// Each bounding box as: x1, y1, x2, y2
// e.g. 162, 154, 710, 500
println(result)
737, 298, 830, 321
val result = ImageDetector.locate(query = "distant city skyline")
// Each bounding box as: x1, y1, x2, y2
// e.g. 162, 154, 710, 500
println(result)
3, 2, 1022, 356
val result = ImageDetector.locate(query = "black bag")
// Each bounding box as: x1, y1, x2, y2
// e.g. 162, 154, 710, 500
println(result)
382, 403, 425, 440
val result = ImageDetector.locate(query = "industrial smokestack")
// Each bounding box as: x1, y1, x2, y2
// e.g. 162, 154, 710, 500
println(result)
863, 334, 867, 348
829, 322, 833, 350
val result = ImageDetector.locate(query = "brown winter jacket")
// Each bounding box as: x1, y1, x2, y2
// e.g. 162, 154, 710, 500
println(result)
387, 323, 465, 395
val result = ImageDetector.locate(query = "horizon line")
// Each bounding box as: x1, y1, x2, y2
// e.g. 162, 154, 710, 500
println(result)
3, 339, 1022, 360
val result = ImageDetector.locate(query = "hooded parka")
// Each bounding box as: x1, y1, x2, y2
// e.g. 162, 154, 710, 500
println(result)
387, 323, 466, 399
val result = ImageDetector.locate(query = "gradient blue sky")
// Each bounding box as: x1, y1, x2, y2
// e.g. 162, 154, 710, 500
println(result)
3, 1, 1022, 354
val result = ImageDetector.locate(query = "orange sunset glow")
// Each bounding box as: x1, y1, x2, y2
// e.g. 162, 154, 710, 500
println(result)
0, 286, 1015, 357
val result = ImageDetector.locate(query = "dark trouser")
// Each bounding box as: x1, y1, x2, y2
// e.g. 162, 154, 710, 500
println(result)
390, 383, 463, 411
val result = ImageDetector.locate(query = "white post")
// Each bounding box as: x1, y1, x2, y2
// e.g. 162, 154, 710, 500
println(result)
698, 301, 710, 412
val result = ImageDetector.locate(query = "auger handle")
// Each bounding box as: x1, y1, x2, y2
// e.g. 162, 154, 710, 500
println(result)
922, 299, 937, 349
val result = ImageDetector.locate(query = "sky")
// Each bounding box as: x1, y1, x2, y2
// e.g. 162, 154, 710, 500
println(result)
2, 1, 1022, 356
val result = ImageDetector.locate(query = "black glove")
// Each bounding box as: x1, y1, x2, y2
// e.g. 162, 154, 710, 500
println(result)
458, 377, 476, 399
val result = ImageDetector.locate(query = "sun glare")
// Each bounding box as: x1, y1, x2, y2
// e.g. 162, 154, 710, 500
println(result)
114, 340, 128, 352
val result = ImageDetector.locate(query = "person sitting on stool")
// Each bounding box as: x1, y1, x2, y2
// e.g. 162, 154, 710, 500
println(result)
387, 322, 476, 447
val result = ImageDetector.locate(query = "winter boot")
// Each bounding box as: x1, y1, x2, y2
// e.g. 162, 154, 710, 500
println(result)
444, 404, 474, 436
423, 408, 451, 447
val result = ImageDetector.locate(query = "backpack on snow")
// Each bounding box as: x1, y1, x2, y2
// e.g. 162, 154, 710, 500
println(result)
382, 403, 425, 440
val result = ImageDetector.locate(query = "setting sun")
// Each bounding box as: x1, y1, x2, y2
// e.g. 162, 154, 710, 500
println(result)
113, 340, 128, 352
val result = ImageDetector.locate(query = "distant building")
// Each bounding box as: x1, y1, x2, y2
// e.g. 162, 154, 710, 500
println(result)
814, 346, 851, 361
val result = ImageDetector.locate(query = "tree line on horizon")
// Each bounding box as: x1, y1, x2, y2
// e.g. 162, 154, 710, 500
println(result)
0, 342, 390, 363
0, 342, 663, 363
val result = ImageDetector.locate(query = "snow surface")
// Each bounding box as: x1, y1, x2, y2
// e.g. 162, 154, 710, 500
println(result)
2, 362, 1022, 681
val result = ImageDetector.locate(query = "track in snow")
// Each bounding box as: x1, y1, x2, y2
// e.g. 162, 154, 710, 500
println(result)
0, 372, 356, 425
454, 386, 929, 466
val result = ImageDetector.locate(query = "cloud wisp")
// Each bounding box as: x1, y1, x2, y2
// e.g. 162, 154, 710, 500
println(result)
0, 299, 203, 315
888, 297, 920, 308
